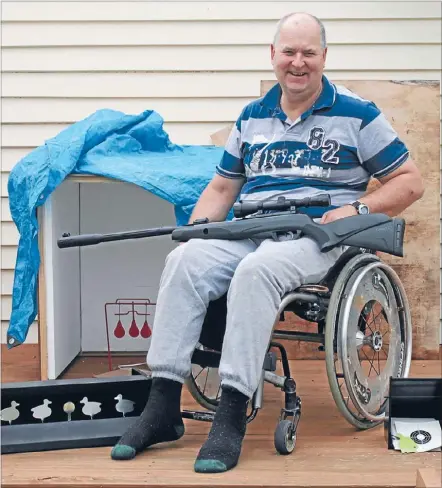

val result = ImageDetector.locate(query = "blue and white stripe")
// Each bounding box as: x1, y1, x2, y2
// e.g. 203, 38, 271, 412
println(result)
216, 75, 409, 217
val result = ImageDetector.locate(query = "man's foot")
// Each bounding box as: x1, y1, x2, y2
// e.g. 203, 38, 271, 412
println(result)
194, 385, 248, 473
111, 377, 184, 460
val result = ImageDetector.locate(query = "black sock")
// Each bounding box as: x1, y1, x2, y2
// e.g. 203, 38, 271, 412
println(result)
111, 377, 184, 460
194, 385, 248, 473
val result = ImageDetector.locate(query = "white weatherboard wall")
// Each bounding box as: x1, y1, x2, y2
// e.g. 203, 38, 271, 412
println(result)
1, 1, 441, 345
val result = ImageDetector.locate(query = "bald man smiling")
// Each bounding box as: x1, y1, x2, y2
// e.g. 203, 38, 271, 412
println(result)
111, 12, 424, 473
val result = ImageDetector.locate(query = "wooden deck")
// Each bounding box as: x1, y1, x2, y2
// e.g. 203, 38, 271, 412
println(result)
1, 355, 441, 488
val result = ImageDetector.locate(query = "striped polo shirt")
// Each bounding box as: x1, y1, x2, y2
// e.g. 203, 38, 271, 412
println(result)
216, 75, 409, 217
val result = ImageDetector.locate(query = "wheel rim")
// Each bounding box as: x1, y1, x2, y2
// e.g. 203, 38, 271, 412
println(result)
187, 345, 221, 411
325, 253, 411, 429
285, 428, 296, 452
339, 262, 411, 422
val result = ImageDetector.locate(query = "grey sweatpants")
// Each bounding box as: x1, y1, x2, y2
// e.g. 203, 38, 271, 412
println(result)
146, 236, 344, 398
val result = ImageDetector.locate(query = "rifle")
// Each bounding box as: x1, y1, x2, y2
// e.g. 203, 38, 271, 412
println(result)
57, 195, 405, 257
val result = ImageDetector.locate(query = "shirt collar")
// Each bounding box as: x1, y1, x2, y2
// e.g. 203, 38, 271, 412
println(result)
261, 75, 337, 121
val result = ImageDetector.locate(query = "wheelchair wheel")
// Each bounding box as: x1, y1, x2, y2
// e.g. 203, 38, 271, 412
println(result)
186, 345, 221, 411
274, 419, 297, 455
325, 253, 412, 429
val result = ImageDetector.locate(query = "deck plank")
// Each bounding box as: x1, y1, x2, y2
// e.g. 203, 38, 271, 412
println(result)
1, 359, 440, 487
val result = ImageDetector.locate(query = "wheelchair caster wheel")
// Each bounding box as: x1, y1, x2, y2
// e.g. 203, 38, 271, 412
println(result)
274, 419, 297, 455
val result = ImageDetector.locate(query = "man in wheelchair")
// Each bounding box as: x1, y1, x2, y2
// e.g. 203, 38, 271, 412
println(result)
110, 12, 424, 472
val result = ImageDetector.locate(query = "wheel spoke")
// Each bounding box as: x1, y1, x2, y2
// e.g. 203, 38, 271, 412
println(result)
202, 368, 209, 396
362, 348, 379, 376
371, 308, 384, 328
370, 306, 377, 330
367, 354, 374, 376
193, 366, 205, 381
360, 312, 375, 335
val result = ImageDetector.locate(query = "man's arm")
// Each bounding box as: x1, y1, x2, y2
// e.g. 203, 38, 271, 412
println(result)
357, 158, 424, 216
321, 159, 424, 223
189, 174, 245, 223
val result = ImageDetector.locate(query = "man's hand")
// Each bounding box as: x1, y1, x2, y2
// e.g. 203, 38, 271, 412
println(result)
320, 205, 357, 224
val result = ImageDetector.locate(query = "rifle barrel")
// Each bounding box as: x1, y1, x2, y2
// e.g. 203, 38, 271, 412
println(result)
57, 226, 177, 248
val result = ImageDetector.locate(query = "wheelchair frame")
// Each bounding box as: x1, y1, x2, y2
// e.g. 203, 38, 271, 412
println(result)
185, 247, 412, 454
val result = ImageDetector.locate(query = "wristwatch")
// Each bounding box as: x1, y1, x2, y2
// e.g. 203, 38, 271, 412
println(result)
350, 200, 370, 215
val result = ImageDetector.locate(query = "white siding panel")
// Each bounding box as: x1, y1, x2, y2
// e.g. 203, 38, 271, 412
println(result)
1, 270, 14, 296
2, 98, 255, 123
1, 174, 10, 197
4, 2, 440, 21
2, 295, 13, 320
2, 247, 18, 270
4, 71, 441, 99
1, 122, 230, 149
1, 72, 271, 98
3, 19, 440, 46
3, 45, 440, 72
1, 198, 12, 222
2, 149, 40, 172
1, 223, 19, 246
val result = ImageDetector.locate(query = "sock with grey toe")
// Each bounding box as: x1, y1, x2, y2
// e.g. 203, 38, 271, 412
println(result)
111, 377, 184, 460
194, 386, 248, 473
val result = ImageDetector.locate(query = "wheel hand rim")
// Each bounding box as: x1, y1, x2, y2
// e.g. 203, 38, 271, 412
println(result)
340, 263, 409, 421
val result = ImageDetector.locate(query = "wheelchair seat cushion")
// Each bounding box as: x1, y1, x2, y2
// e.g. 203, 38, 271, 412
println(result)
199, 294, 228, 351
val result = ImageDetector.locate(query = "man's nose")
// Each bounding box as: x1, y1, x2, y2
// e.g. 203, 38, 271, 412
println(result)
291, 54, 305, 69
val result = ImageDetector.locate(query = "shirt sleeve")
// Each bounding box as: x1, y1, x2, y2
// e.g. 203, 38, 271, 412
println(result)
215, 116, 246, 179
358, 102, 409, 178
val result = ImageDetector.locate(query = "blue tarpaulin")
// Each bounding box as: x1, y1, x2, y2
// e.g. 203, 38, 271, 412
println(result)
7, 109, 225, 347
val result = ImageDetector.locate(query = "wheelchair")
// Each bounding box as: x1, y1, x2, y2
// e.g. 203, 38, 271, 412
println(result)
185, 245, 412, 455
57, 194, 413, 455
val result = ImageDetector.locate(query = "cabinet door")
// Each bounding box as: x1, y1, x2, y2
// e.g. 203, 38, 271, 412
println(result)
39, 181, 81, 379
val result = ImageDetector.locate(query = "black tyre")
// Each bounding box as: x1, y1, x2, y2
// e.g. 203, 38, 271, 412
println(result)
274, 419, 297, 455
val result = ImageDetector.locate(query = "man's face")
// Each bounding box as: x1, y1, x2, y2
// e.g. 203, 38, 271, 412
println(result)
271, 18, 327, 98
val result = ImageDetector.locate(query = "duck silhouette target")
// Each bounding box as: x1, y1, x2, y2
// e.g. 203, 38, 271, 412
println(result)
2, 394, 139, 425
80, 397, 102, 419
31, 399, 52, 423
0, 401, 20, 425
114, 394, 136, 417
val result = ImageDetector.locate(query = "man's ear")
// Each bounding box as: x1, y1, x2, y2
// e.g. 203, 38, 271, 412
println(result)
323, 47, 328, 62
270, 44, 275, 61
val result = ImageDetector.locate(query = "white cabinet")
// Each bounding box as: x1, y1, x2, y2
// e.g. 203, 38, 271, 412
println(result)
38, 175, 178, 379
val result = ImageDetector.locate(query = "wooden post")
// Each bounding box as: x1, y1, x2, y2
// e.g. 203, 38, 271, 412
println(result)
416, 468, 442, 488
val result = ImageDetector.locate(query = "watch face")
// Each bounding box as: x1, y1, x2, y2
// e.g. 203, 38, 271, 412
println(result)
358, 204, 369, 215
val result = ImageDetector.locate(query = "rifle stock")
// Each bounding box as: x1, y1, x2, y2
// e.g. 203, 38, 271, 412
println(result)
171, 214, 405, 257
